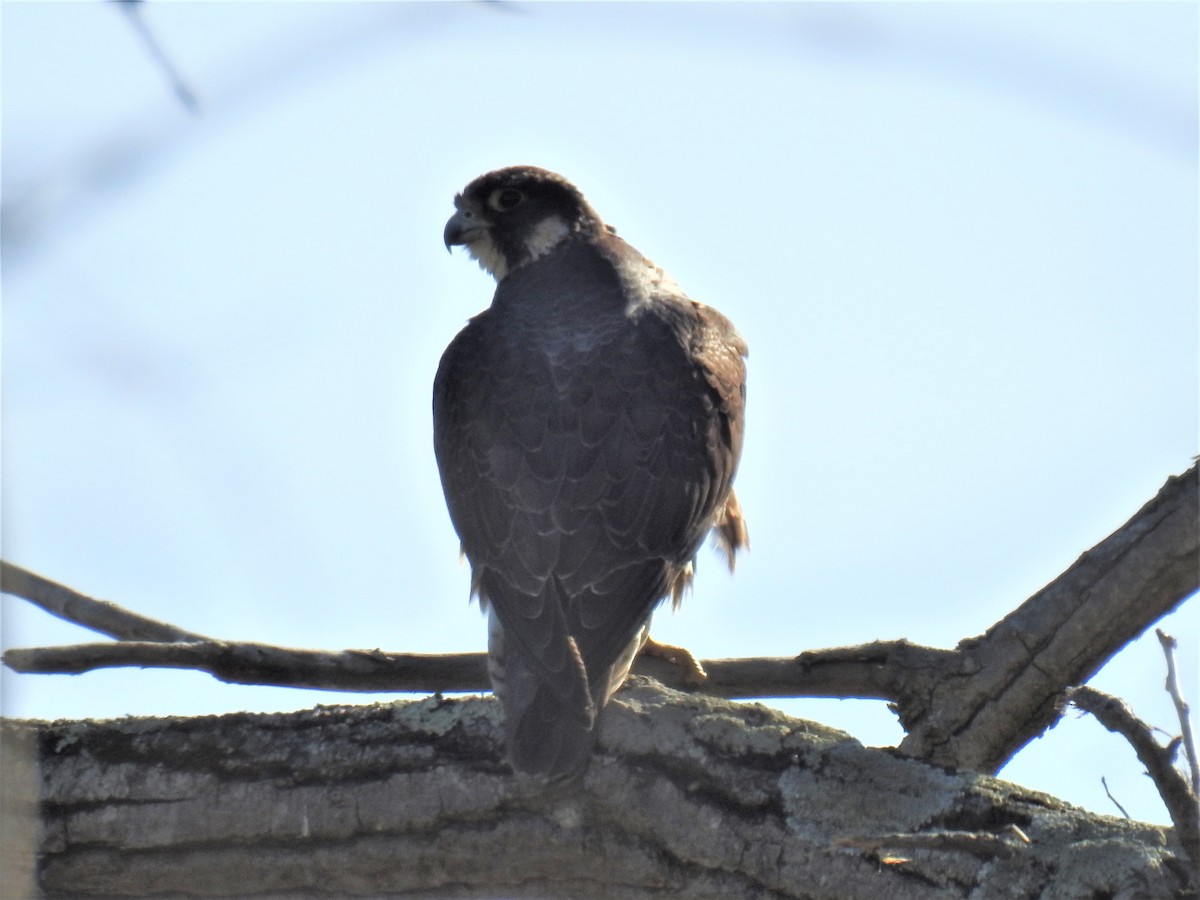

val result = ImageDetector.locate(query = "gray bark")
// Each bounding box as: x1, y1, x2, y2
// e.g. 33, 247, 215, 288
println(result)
5, 680, 1192, 899
896, 463, 1199, 772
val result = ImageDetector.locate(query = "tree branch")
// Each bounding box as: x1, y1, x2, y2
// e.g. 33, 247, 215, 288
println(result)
1, 638, 947, 700
0, 560, 955, 699
1067, 685, 1199, 870
896, 462, 1199, 772
0, 560, 205, 642
115, 0, 201, 114
5, 681, 1193, 898
1157, 628, 1200, 797
3, 640, 490, 694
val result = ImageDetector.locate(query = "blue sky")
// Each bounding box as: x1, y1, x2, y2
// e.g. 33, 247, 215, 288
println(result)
3, 2, 1196, 826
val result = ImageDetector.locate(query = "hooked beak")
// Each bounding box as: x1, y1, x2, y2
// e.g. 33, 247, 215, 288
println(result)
443, 209, 485, 252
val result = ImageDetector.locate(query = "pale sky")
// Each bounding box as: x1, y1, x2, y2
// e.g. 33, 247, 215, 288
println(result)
3, 2, 1197, 826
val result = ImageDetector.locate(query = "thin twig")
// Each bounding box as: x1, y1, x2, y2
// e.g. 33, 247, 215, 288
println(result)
1101, 776, 1130, 819
1157, 629, 1199, 796
115, 0, 201, 114
1, 561, 206, 643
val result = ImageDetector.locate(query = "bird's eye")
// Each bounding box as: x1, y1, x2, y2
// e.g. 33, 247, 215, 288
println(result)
489, 188, 524, 212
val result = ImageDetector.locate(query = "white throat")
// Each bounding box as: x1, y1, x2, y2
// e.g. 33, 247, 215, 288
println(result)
466, 215, 572, 283
466, 236, 509, 281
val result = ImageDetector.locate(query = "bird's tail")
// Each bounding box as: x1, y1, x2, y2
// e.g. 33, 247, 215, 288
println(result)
500, 644, 597, 781
506, 681, 597, 781
487, 610, 596, 780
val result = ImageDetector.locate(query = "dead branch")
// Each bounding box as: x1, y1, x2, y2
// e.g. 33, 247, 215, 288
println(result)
1, 636, 942, 701
3, 640, 489, 694
115, 0, 201, 113
1157, 628, 1200, 797
1068, 685, 1199, 870
0, 561, 205, 643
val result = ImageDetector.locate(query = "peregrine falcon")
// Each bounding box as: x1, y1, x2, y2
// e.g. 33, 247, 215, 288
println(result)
435, 166, 747, 779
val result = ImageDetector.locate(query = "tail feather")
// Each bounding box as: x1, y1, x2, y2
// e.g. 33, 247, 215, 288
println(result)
488, 610, 596, 780
506, 680, 596, 781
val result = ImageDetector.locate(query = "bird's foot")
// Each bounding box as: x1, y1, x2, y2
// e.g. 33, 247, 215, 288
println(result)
639, 636, 708, 687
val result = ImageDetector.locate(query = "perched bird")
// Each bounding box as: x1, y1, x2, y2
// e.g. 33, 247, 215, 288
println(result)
435, 166, 748, 779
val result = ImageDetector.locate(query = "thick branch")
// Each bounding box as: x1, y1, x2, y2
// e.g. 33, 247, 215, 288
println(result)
1068, 685, 1199, 869
5, 681, 1191, 898
897, 462, 1199, 772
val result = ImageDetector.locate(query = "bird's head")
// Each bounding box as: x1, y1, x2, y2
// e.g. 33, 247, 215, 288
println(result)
444, 166, 605, 281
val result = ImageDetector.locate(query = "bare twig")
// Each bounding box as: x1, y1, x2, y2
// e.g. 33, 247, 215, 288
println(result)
1068, 685, 1199, 867
0, 561, 205, 643
1157, 629, 1199, 796
1101, 776, 1131, 819
115, 0, 201, 114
